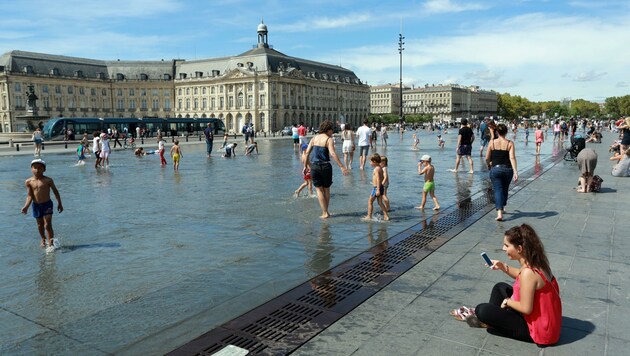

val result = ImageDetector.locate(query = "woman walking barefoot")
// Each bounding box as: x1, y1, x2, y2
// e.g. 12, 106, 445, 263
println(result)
304, 120, 349, 218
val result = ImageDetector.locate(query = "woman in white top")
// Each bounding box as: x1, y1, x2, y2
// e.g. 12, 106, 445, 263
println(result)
380, 125, 388, 146
341, 124, 355, 169
32, 128, 43, 156
100, 133, 111, 167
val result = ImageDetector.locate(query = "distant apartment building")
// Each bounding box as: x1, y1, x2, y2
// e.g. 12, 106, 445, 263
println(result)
402, 84, 498, 122
369, 84, 410, 115
0, 22, 369, 133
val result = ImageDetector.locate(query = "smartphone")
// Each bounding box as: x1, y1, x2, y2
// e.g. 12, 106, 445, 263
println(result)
481, 252, 493, 267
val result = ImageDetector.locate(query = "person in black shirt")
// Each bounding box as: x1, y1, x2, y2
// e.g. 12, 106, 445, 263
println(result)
449, 118, 475, 174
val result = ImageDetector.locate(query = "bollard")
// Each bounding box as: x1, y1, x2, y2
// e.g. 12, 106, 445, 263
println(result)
172, 136, 175, 143
141, 137, 144, 144
233, 133, 236, 139
199, 134, 201, 141
186, 135, 188, 142
264, 132, 267, 137
16, 143, 20, 152
65, 141, 68, 149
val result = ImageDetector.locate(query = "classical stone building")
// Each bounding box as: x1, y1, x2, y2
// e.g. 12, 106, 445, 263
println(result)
173, 22, 369, 133
369, 83, 410, 115
402, 84, 497, 122
0, 22, 369, 133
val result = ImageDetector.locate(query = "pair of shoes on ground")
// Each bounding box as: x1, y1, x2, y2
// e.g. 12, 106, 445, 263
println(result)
449, 306, 488, 328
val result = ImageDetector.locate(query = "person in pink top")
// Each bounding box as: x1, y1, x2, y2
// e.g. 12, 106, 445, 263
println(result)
535, 124, 544, 155
474, 224, 562, 346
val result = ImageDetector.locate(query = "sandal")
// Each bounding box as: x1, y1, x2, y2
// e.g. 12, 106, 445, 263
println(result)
449, 306, 475, 321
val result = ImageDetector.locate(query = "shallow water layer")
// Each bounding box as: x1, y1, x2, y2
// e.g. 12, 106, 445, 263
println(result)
0, 129, 554, 354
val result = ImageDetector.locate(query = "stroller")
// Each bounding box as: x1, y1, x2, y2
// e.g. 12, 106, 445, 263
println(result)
564, 135, 585, 161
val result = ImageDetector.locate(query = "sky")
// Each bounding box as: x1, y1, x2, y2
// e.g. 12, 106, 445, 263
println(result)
1, 0, 628, 102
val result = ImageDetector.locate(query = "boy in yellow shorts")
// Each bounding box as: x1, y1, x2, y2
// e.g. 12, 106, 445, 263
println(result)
170, 140, 183, 171
417, 154, 440, 210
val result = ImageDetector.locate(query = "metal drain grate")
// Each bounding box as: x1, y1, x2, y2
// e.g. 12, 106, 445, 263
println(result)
168, 154, 563, 356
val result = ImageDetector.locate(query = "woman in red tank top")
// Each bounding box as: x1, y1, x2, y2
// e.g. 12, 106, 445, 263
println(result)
474, 224, 562, 345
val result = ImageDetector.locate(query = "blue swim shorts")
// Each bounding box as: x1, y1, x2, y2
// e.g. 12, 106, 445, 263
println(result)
32, 200, 53, 219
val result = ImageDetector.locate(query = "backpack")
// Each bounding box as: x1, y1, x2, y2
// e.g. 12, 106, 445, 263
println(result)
242, 125, 248, 134
483, 127, 491, 140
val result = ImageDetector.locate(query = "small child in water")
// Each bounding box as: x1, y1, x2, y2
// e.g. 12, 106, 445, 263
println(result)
417, 154, 440, 210
21, 159, 63, 252
364, 153, 390, 221
437, 134, 445, 148
380, 156, 391, 212
170, 140, 182, 171
412, 133, 420, 150
295, 144, 313, 197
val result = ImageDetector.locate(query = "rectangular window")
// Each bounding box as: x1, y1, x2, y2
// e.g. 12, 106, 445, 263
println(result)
228, 96, 233, 108
117, 89, 123, 96
68, 98, 75, 108
129, 88, 135, 96
165, 98, 171, 109
117, 99, 124, 109
141, 99, 147, 109
55, 85, 61, 94
152, 89, 158, 96
102, 89, 107, 96
43, 96, 50, 108
219, 97, 224, 108
42, 85, 49, 93
68, 86, 74, 94
259, 94, 265, 107
141, 89, 147, 96
130, 99, 136, 109
15, 96, 23, 107
15, 83, 22, 91
90, 88, 96, 96
152, 99, 159, 110
211, 98, 215, 109
247, 95, 253, 109
79, 87, 85, 95
163, 89, 170, 96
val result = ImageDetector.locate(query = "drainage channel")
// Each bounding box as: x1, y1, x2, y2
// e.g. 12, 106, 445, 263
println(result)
169, 153, 563, 356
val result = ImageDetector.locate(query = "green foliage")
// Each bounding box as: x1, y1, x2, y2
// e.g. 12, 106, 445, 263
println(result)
604, 95, 630, 117
497, 93, 610, 120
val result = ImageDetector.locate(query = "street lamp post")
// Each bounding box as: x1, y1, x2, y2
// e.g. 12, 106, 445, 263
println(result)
398, 33, 404, 125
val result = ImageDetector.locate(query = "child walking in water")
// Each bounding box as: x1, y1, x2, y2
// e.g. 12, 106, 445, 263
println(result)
417, 154, 440, 210
295, 143, 313, 197
170, 140, 182, 171
412, 133, 420, 150
157, 135, 167, 166
535, 124, 544, 155
437, 134, 445, 148
364, 153, 390, 221
380, 156, 391, 212
21, 159, 63, 253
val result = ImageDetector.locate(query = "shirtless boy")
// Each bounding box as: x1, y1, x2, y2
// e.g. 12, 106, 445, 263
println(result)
170, 140, 183, 171
417, 154, 440, 210
21, 159, 63, 251
364, 153, 390, 221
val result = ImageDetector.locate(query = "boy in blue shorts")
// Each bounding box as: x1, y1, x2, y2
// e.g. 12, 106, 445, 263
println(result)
21, 159, 63, 251
364, 153, 390, 221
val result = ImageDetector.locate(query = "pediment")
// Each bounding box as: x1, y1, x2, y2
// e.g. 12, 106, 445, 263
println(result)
224, 68, 254, 79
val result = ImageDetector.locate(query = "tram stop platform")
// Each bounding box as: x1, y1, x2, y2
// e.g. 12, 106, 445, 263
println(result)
172, 132, 629, 356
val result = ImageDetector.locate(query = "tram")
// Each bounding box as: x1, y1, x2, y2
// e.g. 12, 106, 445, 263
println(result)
42, 117, 226, 140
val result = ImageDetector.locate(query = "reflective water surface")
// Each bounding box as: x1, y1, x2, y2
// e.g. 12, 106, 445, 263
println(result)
0, 130, 550, 354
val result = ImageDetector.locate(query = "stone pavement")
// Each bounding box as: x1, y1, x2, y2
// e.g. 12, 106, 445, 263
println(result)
293, 134, 629, 356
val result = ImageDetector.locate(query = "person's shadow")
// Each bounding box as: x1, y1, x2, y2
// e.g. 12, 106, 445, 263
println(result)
553, 316, 596, 345
59, 242, 121, 252
509, 210, 559, 220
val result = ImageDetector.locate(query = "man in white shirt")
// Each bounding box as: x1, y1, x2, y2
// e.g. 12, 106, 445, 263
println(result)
355, 119, 372, 170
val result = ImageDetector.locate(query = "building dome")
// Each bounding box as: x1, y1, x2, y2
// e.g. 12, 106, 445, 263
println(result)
257, 22, 267, 33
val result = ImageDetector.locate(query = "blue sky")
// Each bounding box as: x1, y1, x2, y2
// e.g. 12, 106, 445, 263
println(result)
2, 0, 628, 102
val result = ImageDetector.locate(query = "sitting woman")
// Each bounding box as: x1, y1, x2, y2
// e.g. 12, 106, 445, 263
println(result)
475, 224, 562, 346
611, 147, 630, 177
576, 147, 598, 192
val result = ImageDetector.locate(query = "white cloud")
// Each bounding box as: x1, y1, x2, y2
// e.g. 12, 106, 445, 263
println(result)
276, 13, 373, 32
571, 70, 607, 82
423, 0, 486, 13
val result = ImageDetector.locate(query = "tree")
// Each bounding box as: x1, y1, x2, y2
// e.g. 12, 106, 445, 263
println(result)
569, 99, 601, 118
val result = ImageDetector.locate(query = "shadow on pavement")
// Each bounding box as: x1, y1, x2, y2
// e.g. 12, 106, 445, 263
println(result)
509, 210, 559, 220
